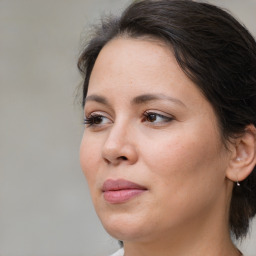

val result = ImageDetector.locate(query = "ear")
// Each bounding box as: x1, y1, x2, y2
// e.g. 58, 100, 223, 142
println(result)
226, 125, 256, 183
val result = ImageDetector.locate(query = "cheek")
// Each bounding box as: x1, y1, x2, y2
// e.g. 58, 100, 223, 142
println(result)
140, 133, 227, 226
143, 129, 225, 191
143, 133, 197, 172
80, 132, 101, 188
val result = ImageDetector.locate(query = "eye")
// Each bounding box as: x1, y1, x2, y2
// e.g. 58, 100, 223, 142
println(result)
84, 113, 112, 127
143, 111, 174, 124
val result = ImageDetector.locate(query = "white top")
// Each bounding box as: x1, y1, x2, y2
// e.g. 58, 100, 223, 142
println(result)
110, 248, 124, 256
109, 248, 251, 256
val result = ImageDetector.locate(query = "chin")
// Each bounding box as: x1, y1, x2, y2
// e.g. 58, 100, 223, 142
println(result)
99, 211, 151, 242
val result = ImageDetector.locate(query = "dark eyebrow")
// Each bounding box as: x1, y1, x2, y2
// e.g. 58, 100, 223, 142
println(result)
84, 94, 110, 106
85, 93, 186, 108
132, 93, 186, 107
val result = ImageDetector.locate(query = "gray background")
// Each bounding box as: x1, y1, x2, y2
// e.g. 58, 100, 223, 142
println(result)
0, 0, 255, 255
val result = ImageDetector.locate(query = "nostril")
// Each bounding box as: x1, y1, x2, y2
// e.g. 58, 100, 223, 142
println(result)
103, 155, 128, 165
119, 156, 128, 160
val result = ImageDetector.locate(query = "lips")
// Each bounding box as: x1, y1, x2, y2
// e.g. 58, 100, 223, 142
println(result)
102, 179, 147, 204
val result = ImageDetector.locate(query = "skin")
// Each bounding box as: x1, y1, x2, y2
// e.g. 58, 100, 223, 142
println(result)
80, 38, 242, 256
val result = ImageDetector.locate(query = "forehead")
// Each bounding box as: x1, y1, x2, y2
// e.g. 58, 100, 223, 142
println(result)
88, 38, 206, 107
89, 38, 184, 91
91, 37, 172, 77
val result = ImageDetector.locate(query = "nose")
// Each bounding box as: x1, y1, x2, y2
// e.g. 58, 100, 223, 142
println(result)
102, 122, 138, 166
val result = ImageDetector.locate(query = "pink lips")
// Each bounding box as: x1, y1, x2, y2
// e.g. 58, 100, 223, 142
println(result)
102, 179, 147, 204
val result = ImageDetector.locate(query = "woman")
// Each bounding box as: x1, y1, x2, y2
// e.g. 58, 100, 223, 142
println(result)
78, 0, 256, 255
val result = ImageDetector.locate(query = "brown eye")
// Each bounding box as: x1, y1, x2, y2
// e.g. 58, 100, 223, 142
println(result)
93, 115, 103, 124
146, 113, 157, 122
143, 111, 174, 124
84, 113, 111, 127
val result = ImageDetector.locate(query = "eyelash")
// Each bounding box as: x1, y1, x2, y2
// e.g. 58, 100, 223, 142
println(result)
143, 111, 174, 123
84, 114, 108, 127
84, 111, 174, 127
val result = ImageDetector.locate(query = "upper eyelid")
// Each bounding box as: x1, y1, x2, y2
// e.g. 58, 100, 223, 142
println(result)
87, 112, 105, 117
85, 110, 111, 118
144, 110, 175, 118
84, 101, 114, 116
143, 113, 175, 122
84, 112, 112, 126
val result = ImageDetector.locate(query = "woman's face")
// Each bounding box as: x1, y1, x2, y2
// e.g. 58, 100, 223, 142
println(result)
80, 38, 231, 243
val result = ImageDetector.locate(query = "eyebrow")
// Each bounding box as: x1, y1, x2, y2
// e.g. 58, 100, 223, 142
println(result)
132, 93, 186, 107
84, 94, 110, 106
85, 93, 186, 107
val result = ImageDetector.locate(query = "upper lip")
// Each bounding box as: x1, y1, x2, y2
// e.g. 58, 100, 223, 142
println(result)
102, 179, 147, 192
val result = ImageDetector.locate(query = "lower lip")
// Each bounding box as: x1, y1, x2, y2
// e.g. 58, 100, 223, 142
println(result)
103, 189, 145, 204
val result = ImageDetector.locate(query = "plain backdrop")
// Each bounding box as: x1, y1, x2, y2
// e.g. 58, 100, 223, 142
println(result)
0, 0, 256, 255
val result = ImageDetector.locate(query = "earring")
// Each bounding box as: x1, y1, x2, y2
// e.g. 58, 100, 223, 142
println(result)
236, 158, 241, 186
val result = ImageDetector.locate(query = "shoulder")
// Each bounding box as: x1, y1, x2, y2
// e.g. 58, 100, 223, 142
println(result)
109, 248, 124, 256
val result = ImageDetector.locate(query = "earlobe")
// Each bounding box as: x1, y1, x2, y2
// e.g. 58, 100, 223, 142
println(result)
226, 125, 256, 184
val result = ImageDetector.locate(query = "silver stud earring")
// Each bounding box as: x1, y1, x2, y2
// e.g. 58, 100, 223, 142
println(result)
236, 158, 241, 186
236, 157, 241, 187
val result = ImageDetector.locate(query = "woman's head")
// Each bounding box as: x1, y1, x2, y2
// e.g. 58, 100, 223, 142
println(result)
78, 0, 256, 241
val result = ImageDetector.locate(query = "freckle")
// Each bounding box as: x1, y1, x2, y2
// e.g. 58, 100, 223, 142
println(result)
129, 80, 134, 86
